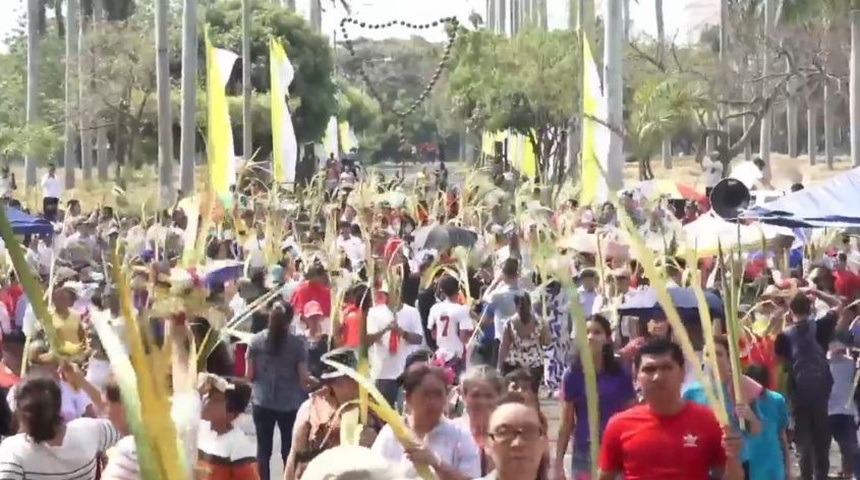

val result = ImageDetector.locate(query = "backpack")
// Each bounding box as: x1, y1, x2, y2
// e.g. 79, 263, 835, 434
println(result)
786, 320, 833, 407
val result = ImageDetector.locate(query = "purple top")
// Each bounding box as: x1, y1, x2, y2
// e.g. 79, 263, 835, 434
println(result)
561, 364, 636, 450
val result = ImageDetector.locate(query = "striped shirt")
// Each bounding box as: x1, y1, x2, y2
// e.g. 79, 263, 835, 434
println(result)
0, 418, 120, 480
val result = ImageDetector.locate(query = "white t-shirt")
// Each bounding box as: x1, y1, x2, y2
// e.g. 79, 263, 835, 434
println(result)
367, 304, 424, 380
0, 417, 120, 480
428, 300, 474, 360
336, 235, 365, 267
7, 380, 93, 422
702, 158, 724, 188
242, 237, 266, 269
41, 174, 63, 199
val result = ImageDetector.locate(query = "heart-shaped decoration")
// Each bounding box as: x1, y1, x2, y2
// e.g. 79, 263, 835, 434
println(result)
339, 16, 459, 119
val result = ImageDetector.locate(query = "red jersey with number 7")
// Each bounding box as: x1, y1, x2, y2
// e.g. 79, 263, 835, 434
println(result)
428, 299, 474, 361
598, 401, 727, 480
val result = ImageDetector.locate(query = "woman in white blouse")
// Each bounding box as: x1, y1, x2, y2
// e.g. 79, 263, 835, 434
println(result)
371, 364, 481, 480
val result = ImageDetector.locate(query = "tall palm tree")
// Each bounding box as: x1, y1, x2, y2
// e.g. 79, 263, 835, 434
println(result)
155, 0, 173, 201
604, 0, 624, 191
242, 0, 252, 162
78, 1, 93, 180
179, 0, 198, 196
25, 0, 41, 187
656, 0, 673, 168
759, 0, 775, 178
63, 0, 79, 190
93, 0, 109, 181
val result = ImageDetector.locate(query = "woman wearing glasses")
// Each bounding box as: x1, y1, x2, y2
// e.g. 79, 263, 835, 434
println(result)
475, 394, 549, 480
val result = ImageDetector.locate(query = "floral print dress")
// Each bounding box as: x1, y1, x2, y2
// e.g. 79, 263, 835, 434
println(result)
535, 289, 570, 394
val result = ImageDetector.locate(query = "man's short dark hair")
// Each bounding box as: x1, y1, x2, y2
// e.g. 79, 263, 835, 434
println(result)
439, 275, 460, 297
501, 258, 519, 278
633, 338, 684, 370
788, 292, 812, 317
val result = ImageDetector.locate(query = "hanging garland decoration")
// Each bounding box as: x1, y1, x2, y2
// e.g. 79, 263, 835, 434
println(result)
339, 16, 459, 148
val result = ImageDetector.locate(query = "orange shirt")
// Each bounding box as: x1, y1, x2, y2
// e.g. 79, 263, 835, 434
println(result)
341, 305, 362, 347
197, 424, 259, 480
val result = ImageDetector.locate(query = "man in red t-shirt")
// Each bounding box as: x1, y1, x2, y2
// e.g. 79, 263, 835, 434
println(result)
290, 263, 332, 323
598, 338, 744, 480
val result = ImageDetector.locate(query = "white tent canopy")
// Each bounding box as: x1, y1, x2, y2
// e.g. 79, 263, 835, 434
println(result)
682, 212, 795, 257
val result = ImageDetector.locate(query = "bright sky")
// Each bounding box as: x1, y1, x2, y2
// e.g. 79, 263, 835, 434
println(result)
0, 0, 718, 52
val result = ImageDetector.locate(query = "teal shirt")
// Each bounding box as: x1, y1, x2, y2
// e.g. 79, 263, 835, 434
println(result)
744, 390, 789, 480
682, 381, 753, 462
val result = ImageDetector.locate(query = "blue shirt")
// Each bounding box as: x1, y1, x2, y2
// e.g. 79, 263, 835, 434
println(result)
247, 330, 308, 411
745, 390, 789, 480
477, 303, 495, 346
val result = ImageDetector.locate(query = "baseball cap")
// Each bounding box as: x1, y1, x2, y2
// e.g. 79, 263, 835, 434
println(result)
319, 348, 359, 380
303, 301, 324, 319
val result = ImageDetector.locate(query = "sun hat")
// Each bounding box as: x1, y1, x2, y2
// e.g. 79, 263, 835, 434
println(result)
301, 445, 411, 480
319, 348, 359, 380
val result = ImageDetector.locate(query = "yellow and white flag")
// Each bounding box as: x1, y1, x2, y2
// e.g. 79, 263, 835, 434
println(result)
205, 32, 239, 203
269, 38, 298, 184
322, 117, 339, 157
338, 121, 358, 152
579, 35, 610, 205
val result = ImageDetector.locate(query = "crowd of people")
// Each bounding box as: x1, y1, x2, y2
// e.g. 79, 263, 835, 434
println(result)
0, 156, 854, 480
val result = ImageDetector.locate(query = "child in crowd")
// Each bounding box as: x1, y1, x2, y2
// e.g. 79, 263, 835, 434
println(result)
197, 374, 259, 480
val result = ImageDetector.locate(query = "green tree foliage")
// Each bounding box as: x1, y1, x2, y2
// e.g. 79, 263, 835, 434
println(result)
0, 0, 337, 168
446, 27, 579, 179
336, 79, 382, 134
336, 37, 457, 161
206, 0, 337, 144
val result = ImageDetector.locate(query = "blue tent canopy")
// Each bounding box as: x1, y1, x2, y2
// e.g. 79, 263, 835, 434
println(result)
6, 207, 53, 235
741, 167, 860, 227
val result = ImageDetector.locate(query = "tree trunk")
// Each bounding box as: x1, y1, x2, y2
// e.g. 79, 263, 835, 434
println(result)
487, 0, 497, 31
786, 98, 798, 158
603, 0, 624, 192
94, 0, 109, 182
179, 0, 198, 197
64, 0, 80, 190
782, 47, 798, 160
824, 77, 835, 169
155, 0, 173, 203
656, 0, 671, 169
242, 0, 252, 163
310, 0, 322, 32
78, 6, 93, 181
621, 0, 629, 42
759, 0, 774, 180
807, 104, 817, 165
25, 0, 40, 187
851, 9, 860, 167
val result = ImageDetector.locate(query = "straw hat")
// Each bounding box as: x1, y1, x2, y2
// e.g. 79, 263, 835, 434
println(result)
301, 446, 410, 480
